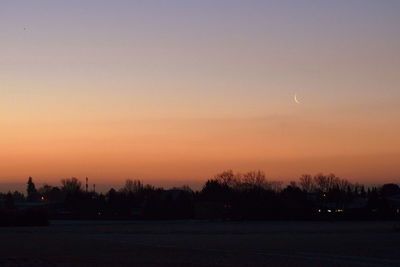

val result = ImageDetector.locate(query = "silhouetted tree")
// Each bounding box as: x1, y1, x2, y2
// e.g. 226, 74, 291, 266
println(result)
299, 174, 314, 192
0, 170, 398, 222
120, 179, 143, 194
214, 170, 239, 188
360, 185, 366, 197
61, 177, 82, 194
381, 184, 400, 197
38, 184, 64, 202
281, 183, 310, 219
242, 171, 268, 188
12, 191, 25, 202
27, 177, 38, 202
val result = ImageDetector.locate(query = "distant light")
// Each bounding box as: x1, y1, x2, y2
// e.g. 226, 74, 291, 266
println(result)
40, 196, 45, 201
318, 209, 321, 213
327, 209, 332, 213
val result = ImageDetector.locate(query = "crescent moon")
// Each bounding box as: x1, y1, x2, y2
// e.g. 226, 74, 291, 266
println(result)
294, 94, 300, 104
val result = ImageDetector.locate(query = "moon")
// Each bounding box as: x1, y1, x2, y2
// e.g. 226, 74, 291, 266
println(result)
294, 94, 300, 104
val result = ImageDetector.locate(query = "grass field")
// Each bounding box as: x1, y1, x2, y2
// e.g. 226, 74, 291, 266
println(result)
0, 220, 399, 266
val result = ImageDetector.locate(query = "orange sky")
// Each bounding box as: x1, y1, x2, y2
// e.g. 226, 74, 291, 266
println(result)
1, 1, 400, 189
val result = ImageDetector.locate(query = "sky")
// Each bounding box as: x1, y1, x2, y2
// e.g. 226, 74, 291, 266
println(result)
1, 0, 400, 190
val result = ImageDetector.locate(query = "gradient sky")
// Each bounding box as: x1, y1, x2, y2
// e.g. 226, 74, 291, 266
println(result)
1, 0, 400, 189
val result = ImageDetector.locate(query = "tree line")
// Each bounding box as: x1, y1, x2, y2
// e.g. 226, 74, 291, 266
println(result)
1, 170, 399, 226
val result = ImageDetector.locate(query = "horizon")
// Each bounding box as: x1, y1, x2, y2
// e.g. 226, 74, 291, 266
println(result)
2, 1, 400, 186
0, 171, 397, 194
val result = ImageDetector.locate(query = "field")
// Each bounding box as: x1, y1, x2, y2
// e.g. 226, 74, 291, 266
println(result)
0, 220, 399, 266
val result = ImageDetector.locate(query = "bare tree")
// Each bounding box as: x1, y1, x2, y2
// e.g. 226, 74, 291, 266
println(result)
242, 170, 268, 188
313, 173, 352, 193
299, 174, 314, 193
314, 173, 331, 192
337, 178, 351, 192
214, 170, 240, 188
61, 177, 82, 194
120, 179, 143, 194
269, 181, 283, 192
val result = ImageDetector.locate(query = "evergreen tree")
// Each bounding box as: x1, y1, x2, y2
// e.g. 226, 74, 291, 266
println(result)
27, 176, 38, 202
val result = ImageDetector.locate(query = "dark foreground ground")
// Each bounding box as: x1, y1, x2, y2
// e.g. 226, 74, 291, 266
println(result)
0, 220, 399, 267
